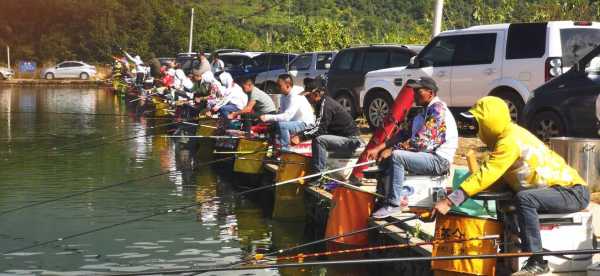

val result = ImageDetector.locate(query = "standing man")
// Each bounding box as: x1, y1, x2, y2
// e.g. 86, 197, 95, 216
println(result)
260, 74, 315, 150
367, 77, 458, 219
211, 53, 225, 73
434, 96, 589, 276
227, 76, 277, 131
295, 85, 363, 174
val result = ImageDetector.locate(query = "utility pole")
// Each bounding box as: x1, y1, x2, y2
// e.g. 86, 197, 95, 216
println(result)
188, 8, 194, 53
6, 46, 10, 69
432, 0, 444, 37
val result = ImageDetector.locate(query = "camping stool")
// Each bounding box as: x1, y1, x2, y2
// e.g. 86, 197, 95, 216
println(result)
472, 189, 518, 273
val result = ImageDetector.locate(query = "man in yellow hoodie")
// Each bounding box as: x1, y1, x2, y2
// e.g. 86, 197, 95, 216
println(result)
433, 96, 589, 276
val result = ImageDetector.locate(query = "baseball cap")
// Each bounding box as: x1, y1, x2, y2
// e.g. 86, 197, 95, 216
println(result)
406, 76, 438, 93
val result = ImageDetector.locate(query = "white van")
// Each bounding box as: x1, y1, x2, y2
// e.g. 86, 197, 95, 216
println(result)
360, 21, 600, 128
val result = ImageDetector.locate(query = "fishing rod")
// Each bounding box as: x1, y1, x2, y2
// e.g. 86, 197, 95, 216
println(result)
2, 160, 374, 255
321, 176, 384, 198
276, 235, 500, 261
1, 120, 179, 168
0, 147, 269, 217
104, 249, 600, 275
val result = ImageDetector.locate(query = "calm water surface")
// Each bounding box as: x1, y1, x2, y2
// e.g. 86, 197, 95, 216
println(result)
0, 87, 316, 276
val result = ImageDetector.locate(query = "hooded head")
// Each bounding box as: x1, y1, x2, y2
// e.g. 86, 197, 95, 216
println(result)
219, 72, 234, 88
462, 96, 512, 147
201, 71, 216, 84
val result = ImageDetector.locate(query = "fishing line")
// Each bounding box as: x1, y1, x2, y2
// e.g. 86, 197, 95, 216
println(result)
0, 148, 268, 217
102, 249, 600, 275
2, 160, 374, 255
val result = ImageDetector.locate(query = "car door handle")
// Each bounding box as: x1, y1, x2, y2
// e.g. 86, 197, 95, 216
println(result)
483, 68, 496, 75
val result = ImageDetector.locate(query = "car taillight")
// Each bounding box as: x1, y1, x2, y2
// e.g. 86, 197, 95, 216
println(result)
574, 21, 592, 26
545, 57, 563, 81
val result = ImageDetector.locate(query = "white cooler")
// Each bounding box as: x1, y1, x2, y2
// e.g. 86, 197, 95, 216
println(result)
519, 211, 593, 273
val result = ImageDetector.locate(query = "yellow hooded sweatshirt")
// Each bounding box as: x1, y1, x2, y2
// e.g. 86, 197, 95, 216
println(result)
459, 96, 586, 196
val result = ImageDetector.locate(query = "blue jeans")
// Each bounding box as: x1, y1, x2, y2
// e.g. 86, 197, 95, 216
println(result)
217, 103, 239, 118
311, 135, 363, 173
515, 184, 589, 257
275, 121, 307, 149
378, 150, 449, 206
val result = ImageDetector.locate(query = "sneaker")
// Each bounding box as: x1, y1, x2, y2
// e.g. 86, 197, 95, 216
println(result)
511, 258, 549, 276
371, 205, 402, 219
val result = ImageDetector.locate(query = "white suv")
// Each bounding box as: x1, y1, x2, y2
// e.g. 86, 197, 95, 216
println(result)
361, 21, 600, 129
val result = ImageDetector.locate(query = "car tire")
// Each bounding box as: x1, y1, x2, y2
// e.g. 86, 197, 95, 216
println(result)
263, 81, 278, 94
529, 111, 566, 141
45, 73, 54, 80
334, 92, 357, 118
80, 72, 89, 80
364, 89, 394, 129
494, 90, 524, 122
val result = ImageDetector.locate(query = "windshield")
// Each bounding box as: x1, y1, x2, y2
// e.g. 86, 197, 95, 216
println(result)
289, 54, 312, 71
561, 28, 600, 68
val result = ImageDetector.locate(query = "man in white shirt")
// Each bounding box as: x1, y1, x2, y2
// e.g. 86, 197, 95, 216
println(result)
260, 74, 315, 150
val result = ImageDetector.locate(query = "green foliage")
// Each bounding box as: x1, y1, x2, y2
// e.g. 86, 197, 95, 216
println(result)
2, 0, 600, 64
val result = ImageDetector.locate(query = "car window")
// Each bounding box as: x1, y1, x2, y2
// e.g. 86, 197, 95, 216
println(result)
221, 56, 246, 69
351, 51, 364, 72
362, 50, 389, 72
332, 50, 356, 71
561, 28, 600, 69
453, 33, 497, 66
251, 55, 268, 68
290, 54, 312, 71
390, 50, 411, 67
506, 23, 547, 59
419, 36, 458, 67
316, 53, 333, 70
270, 55, 293, 67
585, 52, 600, 74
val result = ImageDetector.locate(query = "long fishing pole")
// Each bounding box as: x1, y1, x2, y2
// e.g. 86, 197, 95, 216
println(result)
0, 148, 268, 217
104, 249, 600, 276
1, 120, 179, 168
2, 160, 374, 255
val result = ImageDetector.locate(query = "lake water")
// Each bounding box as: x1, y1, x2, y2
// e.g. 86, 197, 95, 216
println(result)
0, 87, 320, 276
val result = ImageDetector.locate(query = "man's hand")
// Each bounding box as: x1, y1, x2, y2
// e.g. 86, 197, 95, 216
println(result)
290, 135, 300, 145
378, 148, 393, 162
259, 115, 267, 122
432, 198, 453, 217
205, 111, 212, 117
212, 107, 218, 113
366, 148, 380, 161
227, 112, 237, 120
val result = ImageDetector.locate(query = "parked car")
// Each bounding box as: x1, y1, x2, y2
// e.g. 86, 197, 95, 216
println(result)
254, 51, 336, 93
227, 52, 297, 84
326, 44, 419, 118
42, 61, 97, 80
0, 67, 14, 80
361, 21, 600, 129
219, 52, 262, 72
521, 44, 600, 140
175, 52, 200, 75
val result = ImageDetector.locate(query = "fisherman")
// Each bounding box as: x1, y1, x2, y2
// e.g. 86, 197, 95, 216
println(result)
122, 49, 148, 87
173, 63, 194, 93
194, 51, 212, 77
260, 74, 315, 150
211, 52, 225, 73
433, 96, 589, 276
294, 80, 363, 175
209, 72, 248, 119
366, 77, 458, 219
227, 76, 277, 131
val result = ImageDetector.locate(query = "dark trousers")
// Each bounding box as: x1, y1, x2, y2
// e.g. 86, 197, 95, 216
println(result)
516, 184, 589, 257
310, 135, 363, 173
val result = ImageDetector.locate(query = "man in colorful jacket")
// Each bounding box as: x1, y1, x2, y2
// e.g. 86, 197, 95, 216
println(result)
434, 96, 589, 276
367, 77, 458, 219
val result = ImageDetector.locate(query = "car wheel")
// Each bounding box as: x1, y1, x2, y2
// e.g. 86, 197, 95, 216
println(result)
45, 73, 54, 80
494, 90, 524, 122
334, 92, 357, 118
364, 90, 394, 129
80, 72, 89, 80
530, 111, 566, 141
263, 82, 278, 94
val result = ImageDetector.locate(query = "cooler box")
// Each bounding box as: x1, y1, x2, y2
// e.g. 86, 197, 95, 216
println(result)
518, 212, 593, 273
403, 174, 450, 208
325, 147, 364, 180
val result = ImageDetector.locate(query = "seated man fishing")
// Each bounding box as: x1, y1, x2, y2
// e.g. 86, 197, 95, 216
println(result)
292, 81, 363, 175
260, 74, 315, 150
367, 77, 458, 219
227, 76, 277, 132
433, 96, 589, 276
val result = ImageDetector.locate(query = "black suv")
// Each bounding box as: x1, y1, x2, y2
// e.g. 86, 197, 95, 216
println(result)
326, 45, 419, 117
521, 44, 600, 139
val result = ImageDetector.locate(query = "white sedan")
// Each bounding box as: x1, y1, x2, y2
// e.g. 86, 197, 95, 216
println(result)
42, 61, 96, 80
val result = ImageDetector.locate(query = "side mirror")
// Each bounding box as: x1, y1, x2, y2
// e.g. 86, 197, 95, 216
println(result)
408, 56, 420, 68
324, 63, 331, 69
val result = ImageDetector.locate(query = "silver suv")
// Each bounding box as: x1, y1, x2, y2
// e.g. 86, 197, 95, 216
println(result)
42, 61, 96, 80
